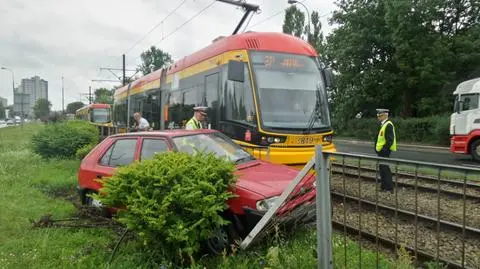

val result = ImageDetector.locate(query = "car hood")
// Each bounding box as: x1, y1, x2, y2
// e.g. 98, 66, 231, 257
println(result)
234, 160, 300, 198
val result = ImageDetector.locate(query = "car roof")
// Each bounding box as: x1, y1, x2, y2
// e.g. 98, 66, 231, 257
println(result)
109, 129, 219, 138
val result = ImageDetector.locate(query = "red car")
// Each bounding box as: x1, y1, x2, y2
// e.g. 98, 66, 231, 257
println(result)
77, 129, 316, 253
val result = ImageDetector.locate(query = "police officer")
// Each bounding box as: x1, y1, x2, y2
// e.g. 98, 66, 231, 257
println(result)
375, 108, 397, 192
185, 106, 208, 130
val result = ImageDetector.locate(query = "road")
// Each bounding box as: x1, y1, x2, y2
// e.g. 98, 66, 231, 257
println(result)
334, 139, 479, 168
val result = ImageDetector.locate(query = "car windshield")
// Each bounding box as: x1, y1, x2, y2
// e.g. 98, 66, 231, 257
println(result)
91, 108, 110, 123
172, 133, 254, 164
250, 51, 331, 130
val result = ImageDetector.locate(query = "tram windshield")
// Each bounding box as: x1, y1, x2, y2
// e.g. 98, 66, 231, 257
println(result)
250, 51, 331, 130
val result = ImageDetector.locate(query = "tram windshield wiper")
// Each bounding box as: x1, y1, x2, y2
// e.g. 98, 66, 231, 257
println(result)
303, 85, 322, 135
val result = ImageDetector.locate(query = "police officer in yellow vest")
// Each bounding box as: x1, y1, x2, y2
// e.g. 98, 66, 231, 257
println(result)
375, 108, 397, 192
185, 106, 208, 130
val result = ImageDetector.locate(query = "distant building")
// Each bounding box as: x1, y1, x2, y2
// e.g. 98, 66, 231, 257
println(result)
13, 76, 48, 117
0, 97, 6, 107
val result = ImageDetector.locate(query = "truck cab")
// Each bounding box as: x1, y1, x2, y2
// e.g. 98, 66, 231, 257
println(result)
450, 77, 480, 162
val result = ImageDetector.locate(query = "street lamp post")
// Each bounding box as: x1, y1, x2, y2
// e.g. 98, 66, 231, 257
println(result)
287, 0, 311, 42
0, 67, 21, 124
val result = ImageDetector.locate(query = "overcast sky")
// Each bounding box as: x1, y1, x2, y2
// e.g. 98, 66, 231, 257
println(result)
0, 0, 337, 110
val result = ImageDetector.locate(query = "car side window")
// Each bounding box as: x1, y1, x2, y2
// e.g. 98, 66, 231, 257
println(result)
140, 139, 169, 160
99, 139, 137, 167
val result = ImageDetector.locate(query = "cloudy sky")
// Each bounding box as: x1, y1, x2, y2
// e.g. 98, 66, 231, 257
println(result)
0, 0, 337, 110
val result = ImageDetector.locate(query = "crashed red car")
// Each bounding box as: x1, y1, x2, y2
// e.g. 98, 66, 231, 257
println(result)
77, 129, 316, 252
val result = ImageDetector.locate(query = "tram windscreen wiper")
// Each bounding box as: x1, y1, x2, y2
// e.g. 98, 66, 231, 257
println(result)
304, 86, 321, 135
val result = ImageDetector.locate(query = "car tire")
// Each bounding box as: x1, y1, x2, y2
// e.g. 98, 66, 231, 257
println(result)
205, 224, 239, 255
471, 139, 480, 162
83, 190, 111, 218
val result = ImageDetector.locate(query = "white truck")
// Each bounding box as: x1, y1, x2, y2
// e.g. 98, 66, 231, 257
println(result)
450, 77, 480, 162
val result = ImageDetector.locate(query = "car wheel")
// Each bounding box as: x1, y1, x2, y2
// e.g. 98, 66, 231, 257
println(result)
83, 190, 110, 218
471, 139, 480, 162
205, 224, 239, 255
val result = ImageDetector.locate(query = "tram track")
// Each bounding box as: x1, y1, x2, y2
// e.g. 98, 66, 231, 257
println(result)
330, 163, 480, 201
330, 197, 480, 269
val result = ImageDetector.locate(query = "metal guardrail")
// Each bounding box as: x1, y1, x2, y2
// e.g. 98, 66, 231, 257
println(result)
240, 145, 480, 269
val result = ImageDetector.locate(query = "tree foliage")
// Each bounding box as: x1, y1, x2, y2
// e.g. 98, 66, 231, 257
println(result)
33, 98, 51, 119
94, 88, 113, 104
138, 46, 173, 76
31, 120, 99, 159
283, 6, 305, 38
66, 101, 85, 114
0, 102, 5, 119
281, 0, 480, 123
326, 0, 480, 120
96, 151, 237, 262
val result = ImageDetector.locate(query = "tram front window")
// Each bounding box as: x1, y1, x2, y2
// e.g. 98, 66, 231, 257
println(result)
91, 108, 111, 123
250, 51, 331, 130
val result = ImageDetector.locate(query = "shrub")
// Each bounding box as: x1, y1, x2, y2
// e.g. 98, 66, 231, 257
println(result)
334, 116, 451, 145
31, 120, 99, 159
95, 151, 238, 262
75, 143, 96, 159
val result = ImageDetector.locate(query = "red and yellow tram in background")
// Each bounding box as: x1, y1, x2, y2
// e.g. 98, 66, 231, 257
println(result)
75, 103, 113, 128
113, 31, 336, 168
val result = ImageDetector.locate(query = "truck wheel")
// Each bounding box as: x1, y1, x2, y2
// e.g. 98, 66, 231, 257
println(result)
471, 140, 480, 162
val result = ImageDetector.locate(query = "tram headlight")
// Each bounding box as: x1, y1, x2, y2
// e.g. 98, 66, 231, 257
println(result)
261, 136, 286, 144
323, 134, 333, 143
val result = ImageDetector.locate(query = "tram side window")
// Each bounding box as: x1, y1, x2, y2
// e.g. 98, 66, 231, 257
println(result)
223, 65, 256, 125
167, 91, 183, 129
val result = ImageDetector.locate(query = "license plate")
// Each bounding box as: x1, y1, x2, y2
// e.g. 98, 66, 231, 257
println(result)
296, 136, 322, 144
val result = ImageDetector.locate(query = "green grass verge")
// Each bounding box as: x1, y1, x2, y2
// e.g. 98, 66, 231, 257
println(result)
0, 123, 419, 268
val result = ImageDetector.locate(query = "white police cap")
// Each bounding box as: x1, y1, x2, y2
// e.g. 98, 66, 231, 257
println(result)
376, 108, 389, 114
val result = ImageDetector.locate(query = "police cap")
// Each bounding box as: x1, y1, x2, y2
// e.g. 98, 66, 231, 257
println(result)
193, 106, 208, 115
376, 108, 389, 115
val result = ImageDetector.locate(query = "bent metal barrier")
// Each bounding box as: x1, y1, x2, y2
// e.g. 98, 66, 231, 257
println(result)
239, 145, 480, 269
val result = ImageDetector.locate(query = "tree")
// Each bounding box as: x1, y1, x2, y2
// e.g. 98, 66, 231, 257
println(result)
66, 101, 85, 114
283, 8, 327, 58
94, 88, 113, 104
33, 98, 52, 119
325, 0, 480, 119
138, 46, 173, 76
0, 102, 5, 119
283, 6, 306, 39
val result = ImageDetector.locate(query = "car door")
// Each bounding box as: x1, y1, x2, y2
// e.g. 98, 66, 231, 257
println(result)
139, 137, 172, 161
84, 137, 140, 190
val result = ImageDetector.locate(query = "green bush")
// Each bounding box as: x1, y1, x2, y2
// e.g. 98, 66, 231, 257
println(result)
75, 143, 97, 159
95, 151, 238, 262
31, 120, 99, 159
334, 116, 450, 145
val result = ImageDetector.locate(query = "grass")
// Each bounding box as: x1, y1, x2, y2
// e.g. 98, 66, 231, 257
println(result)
0, 123, 421, 268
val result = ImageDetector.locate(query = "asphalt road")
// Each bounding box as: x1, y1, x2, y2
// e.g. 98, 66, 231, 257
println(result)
334, 139, 480, 168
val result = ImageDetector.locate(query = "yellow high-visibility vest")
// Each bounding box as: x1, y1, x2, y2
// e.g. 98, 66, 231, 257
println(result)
376, 121, 397, 152
185, 117, 201, 130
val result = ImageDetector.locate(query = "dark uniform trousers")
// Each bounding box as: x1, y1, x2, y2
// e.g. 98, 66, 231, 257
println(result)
377, 149, 393, 191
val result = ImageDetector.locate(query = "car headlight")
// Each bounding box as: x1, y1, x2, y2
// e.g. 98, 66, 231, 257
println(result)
256, 196, 279, 212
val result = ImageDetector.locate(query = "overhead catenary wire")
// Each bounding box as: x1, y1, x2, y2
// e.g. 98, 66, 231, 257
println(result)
124, 0, 189, 55
129, 0, 217, 65
246, 0, 331, 31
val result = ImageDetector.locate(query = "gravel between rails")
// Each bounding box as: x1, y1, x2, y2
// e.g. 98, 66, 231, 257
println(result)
330, 166, 480, 198
331, 200, 480, 268
330, 174, 480, 229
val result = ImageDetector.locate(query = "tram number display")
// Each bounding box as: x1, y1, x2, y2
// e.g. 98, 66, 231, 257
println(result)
295, 136, 322, 145
263, 55, 305, 69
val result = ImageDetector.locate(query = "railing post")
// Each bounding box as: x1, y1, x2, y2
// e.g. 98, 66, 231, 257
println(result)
315, 145, 333, 269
